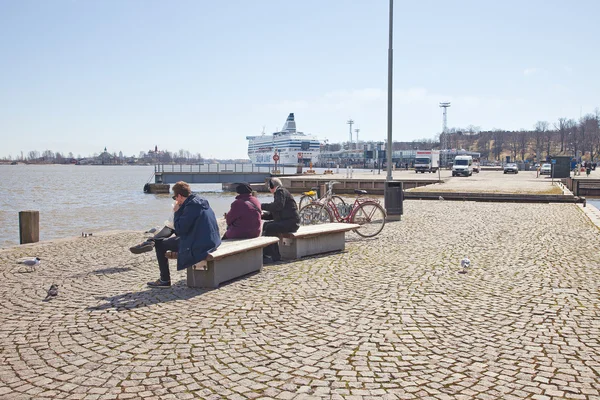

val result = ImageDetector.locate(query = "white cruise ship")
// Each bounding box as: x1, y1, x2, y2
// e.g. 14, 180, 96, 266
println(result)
246, 113, 321, 166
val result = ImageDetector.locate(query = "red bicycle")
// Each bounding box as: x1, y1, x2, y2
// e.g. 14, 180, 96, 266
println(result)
298, 181, 386, 237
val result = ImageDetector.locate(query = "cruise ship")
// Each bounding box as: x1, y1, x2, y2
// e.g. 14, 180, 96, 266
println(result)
246, 113, 321, 166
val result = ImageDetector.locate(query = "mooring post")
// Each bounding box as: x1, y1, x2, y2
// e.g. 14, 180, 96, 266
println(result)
19, 210, 39, 244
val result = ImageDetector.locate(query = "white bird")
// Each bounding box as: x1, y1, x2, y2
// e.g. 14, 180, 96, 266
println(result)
439, 196, 445, 201
460, 257, 471, 274
19, 257, 40, 272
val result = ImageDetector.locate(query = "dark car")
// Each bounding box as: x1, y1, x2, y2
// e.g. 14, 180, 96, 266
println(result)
503, 163, 518, 174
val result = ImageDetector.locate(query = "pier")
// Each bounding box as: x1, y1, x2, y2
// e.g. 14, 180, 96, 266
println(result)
153, 163, 295, 184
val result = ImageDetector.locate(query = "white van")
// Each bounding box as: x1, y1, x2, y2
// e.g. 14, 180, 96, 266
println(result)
452, 155, 473, 176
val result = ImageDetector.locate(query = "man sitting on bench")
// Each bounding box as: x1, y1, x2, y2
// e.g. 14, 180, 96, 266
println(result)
261, 178, 300, 263
147, 181, 221, 288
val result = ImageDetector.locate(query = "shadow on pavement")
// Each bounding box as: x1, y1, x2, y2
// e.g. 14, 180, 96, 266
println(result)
86, 282, 212, 311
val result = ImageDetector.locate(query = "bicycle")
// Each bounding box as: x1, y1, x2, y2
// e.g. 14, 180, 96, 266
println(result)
298, 185, 346, 210
299, 181, 387, 237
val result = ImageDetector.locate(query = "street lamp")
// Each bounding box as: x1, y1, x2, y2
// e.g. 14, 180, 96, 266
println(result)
378, 142, 383, 174
386, 0, 394, 182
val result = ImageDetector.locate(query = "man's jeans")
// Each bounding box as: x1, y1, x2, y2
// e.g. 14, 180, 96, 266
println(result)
154, 236, 179, 282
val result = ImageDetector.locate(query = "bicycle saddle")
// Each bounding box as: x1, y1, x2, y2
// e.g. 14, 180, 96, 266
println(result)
354, 189, 368, 195
303, 190, 317, 196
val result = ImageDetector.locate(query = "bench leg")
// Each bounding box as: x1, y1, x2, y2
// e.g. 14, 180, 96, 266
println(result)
279, 232, 346, 260
186, 249, 263, 288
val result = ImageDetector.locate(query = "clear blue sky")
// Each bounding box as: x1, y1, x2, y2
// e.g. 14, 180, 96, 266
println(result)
1, 0, 598, 159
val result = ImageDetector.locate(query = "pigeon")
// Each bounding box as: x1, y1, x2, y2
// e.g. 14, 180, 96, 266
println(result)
145, 227, 159, 234
460, 257, 471, 274
44, 284, 58, 301
19, 257, 40, 272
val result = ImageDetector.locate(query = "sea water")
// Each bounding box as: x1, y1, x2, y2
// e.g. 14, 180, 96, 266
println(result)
0, 164, 278, 248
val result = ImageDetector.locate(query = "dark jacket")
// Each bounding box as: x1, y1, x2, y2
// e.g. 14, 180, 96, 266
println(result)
225, 194, 262, 239
174, 194, 221, 270
261, 186, 300, 227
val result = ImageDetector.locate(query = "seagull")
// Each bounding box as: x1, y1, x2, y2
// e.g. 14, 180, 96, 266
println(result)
44, 284, 58, 301
460, 257, 471, 274
19, 257, 40, 272
439, 196, 445, 201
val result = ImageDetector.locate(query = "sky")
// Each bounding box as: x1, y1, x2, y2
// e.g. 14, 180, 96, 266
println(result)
1, 0, 599, 160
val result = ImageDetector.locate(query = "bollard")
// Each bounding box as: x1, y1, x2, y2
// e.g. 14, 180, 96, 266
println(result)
19, 210, 39, 244
350, 166, 353, 178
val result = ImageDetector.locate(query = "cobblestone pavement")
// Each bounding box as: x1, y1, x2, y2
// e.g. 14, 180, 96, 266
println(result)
1, 201, 599, 399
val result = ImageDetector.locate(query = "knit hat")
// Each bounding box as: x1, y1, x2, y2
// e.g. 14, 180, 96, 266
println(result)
236, 183, 253, 194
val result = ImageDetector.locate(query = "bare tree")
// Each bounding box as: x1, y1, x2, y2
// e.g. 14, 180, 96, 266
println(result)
28, 150, 40, 161
555, 118, 568, 153
518, 130, 529, 160
492, 130, 504, 161
533, 121, 549, 161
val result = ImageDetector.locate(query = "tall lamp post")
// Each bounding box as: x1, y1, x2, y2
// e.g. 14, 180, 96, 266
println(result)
386, 0, 394, 181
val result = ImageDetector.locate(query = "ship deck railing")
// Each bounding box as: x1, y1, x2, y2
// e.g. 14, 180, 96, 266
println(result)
154, 163, 296, 174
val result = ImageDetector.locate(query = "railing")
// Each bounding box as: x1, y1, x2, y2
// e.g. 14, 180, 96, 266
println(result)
154, 163, 294, 174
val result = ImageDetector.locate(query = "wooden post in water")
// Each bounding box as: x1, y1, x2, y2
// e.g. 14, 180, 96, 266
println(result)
19, 210, 39, 244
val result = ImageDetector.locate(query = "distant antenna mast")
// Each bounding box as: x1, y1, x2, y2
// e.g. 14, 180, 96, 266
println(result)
355, 128, 360, 144
347, 119, 354, 147
439, 102, 451, 166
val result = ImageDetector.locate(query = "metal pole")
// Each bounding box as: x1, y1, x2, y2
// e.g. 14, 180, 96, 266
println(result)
386, 0, 394, 181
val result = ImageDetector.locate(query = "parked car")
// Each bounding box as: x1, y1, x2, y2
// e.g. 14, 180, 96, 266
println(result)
504, 163, 518, 174
540, 163, 552, 175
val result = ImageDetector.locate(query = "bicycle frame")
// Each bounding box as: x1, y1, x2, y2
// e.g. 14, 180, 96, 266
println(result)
315, 181, 381, 223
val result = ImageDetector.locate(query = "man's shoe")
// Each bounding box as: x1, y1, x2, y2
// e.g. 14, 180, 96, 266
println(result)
129, 240, 155, 254
147, 279, 171, 288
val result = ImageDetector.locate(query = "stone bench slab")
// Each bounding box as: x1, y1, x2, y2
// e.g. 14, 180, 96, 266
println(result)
279, 223, 360, 260
187, 237, 279, 289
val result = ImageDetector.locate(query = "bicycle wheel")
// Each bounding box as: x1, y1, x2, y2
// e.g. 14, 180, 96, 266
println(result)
350, 202, 386, 237
330, 195, 349, 217
299, 203, 333, 225
298, 194, 315, 210
331, 195, 346, 207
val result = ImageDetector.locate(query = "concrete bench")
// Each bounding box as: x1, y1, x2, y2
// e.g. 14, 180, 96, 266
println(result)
184, 237, 279, 288
278, 223, 360, 260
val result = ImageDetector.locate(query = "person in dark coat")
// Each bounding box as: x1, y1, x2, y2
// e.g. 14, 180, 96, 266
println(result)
223, 183, 262, 240
261, 178, 300, 262
148, 181, 221, 288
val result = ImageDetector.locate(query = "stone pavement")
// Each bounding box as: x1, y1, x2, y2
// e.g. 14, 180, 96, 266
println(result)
1, 201, 600, 399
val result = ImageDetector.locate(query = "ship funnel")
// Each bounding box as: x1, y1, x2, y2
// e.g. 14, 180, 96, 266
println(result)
281, 113, 296, 133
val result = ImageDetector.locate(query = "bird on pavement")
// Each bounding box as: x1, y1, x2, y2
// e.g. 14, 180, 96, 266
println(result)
19, 257, 40, 272
439, 196, 445, 201
145, 227, 159, 234
460, 257, 471, 274
44, 284, 59, 301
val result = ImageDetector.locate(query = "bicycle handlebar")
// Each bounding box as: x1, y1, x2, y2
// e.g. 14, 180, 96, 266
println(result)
326, 181, 342, 196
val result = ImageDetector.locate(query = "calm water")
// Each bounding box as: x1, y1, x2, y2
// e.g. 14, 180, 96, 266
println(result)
0, 165, 280, 249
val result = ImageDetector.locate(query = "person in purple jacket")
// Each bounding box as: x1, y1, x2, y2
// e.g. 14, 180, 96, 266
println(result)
222, 183, 262, 240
